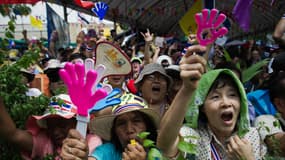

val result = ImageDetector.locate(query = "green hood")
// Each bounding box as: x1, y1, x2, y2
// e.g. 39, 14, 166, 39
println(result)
185, 69, 250, 137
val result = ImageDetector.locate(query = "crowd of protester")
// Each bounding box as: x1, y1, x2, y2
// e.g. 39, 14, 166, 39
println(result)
0, 12, 285, 160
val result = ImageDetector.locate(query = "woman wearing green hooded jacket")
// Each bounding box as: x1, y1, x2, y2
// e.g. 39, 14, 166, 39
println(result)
157, 45, 267, 160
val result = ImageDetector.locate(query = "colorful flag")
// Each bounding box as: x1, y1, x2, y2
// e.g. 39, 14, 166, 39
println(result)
179, 0, 203, 35
30, 15, 43, 30
232, 0, 253, 32
46, 4, 70, 51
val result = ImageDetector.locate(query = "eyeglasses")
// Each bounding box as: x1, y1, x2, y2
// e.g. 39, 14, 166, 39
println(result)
145, 74, 167, 82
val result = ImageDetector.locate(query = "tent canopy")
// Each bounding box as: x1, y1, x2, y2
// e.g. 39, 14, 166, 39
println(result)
48, 0, 285, 40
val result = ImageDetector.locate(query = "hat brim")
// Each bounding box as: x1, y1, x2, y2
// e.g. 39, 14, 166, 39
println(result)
131, 59, 142, 64
33, 112, 75, 128
166, 66, 180, 79
89, 108, 160, 141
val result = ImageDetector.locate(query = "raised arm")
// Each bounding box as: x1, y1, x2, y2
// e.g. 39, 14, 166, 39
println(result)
140, 29, 154, 65
151, 45, 160, 63
131, 45, 136, 58
0, 97, 33, 153
156, 45, 207, 158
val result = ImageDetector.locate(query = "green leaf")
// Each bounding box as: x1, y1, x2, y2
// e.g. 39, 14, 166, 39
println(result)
5, 31, 14, 39
143, 139, 155, 148
8, 20, 15, 32
223, 49, 232, 62
177, 140, 197, 155
273, 120, 281, 129
242, 59, 269, 83
137, 131, 150, 139
147, 148, 162, 160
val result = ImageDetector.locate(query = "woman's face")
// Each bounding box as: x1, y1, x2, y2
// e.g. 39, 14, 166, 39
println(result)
107, 75, 125, 89
140, 72, 168, 104
203, 83, 240, 138
132, 62, 141, 73
252, 50, 261, 61
114, 112, 147, 148
47, 117, 76, 147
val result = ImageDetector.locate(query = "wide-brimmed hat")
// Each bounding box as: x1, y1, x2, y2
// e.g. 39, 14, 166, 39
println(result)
135, 63, 173, 89
44, 59, 66, 82
32, 94, 77, 128
89, 93, 160, 141
165, 65, 180, 79
44, 59, 61, 70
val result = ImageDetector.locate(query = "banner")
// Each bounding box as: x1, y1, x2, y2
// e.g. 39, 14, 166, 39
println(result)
179, 0, 203, 35
46, 4, 70, 50
0, 0, 39, 4
30, 15, 43, 30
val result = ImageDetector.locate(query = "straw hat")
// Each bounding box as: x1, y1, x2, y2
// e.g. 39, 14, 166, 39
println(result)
89, 93, 160, 140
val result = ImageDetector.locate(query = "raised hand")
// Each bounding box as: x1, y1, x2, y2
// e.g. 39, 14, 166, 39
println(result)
180, 45, 207, 90
227, 135, 255, 160
92, 1, 109, 21
122, 143, 147, 160
60, 129, 89, 160
59, 62, 107, 117
195, 8, 228, 46
140, 29, 154, 43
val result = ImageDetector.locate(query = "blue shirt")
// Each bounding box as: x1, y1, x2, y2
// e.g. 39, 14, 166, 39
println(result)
91, 143, 122, 160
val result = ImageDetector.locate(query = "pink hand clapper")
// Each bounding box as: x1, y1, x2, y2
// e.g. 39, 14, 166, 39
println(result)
195, 8, 228, 46
59, 62, 107, 137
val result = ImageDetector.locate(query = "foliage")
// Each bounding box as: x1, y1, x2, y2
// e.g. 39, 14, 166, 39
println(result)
241, 58, 269, 83
0, 19, 49, 159
0, 4, 31, 19
13, 5, 31, 16
175, 134, 198, 160
137, 132, 163, 160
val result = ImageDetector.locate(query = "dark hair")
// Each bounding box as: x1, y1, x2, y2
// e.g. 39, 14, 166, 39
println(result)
199, 73, 240, 123
110, 111, 157, 152
214, 62, 242, 80
44, 68, 60, 82
21, 72, 35, 83
268, 71, 285, 102
69, 53, 86, 62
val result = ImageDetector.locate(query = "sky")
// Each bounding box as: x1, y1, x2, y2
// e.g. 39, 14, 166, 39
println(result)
0, 2, 113, 25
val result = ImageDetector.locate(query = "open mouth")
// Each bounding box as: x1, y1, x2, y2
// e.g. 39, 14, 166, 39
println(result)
221, 111, 233, 123
111, 76, 122, 82
152, 85, 161, 92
